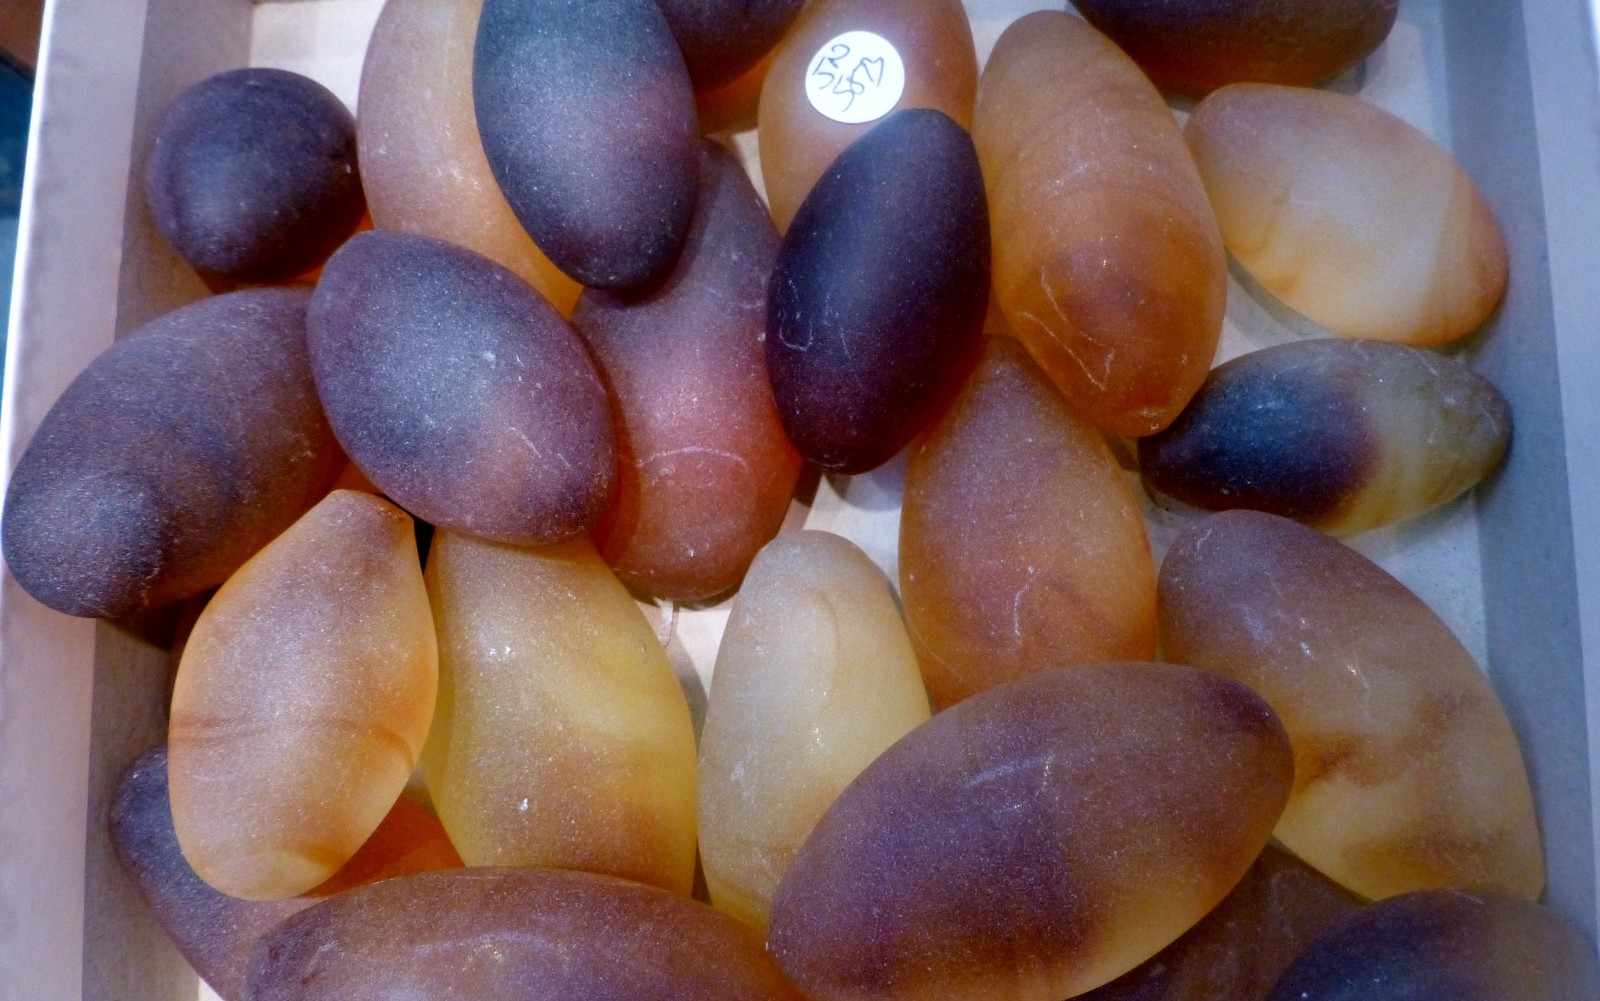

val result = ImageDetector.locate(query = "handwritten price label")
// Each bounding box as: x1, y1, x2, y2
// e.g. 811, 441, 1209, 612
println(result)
805, 31, 906, 125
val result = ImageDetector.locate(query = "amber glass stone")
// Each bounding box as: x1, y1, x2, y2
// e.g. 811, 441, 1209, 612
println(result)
1160, 511, 1544, 901
168, 491, 437, 901
901, 336, 1156, 708
1187, 84, 1507, 346
422, 532, 697, 894
698, 531, 929, 931
974, 11, 1225, 436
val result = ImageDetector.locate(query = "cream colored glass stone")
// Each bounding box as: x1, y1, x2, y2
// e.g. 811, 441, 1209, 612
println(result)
698, 531, 931, 931
1186, 83, 1507, 346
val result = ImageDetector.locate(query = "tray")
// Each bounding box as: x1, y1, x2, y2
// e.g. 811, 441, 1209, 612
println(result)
1, 1, 1597, 998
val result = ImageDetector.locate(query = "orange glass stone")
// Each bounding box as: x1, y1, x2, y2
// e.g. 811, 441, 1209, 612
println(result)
974, 11, 1226, 436
901, 336, 1156, 708
168, 490, 438, 901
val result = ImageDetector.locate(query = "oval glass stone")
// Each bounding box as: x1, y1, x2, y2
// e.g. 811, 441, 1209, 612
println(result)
1072, 0, 1399, 94
1139, 338, 1511, 535
766, 108, 989, 474
474, 0, 698, 289
307, 230, 615, 546
973, 11, 1226, 436
574, 142, 800, 602
768, 662, 1294, 1001
901, 336, 1156, 709
168, 490, 438, 900
421, 531, 697, 894
1186, 84, 1508, 346
1266, 890, 1600, 1001
358, 0, 581, 314
698, 531, 931, 932
1, 287, 342, 618
657, 0, 804, 91
145, 68, 365, 283
244, 868, 808, 1000
757, 0, 977, 232
1159, 510, 1544, 901
109, 745, 459, 1001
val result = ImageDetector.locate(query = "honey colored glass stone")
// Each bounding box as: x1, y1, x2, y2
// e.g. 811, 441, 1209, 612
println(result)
1072, 0, 1399, 94
901, 337, 1156, 709
698, 531, 931, 932
308, 230, 615, 546
474, 0, 699, 289
109, 745, 460, 1001
1139, 339, 1511, 535
168, 490, 438, 901
757, 0, 977, 232
421, 531, 697, 894
1265, 890, 1600, 1001
768, 662, 1294, 1001
244, 868, 808, 1000
1159, 511, 1544, 901
1, 287, 342, 619
574, 142, 800, 603
974, 11, 1226, 437
358, 0, 580, 314
1186, 85, 1508, 346
1080, 845, 1364, 1001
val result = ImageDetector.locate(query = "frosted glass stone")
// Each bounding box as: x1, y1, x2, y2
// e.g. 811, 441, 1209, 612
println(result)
1160, 511, 1544, 901
901, 337, 1156, 708
698, 531, 930, 931
769, 663, 1294, 1001
168, 490, 438, 900
1187, 84, 1507, 346
421, 531, 697, 894
1140, 338, 1511, 535
974, 11, 1226, 435
574, 142, 800, 602
244, 868, 808, 1000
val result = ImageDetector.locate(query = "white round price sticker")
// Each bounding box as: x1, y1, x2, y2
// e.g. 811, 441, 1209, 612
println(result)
804, 31, 906, 125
